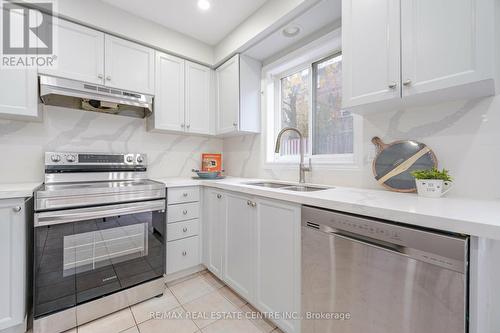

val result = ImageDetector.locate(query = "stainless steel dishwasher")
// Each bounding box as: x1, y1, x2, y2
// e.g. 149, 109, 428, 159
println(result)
302, 206, 468, 333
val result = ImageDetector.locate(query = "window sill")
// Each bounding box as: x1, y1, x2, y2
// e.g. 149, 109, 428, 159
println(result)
263, 160, 361, 171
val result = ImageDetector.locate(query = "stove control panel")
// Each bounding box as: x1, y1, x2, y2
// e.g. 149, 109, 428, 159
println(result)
45, 152, 147, 166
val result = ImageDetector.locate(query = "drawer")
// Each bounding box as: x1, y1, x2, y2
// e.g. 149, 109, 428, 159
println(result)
167, 219, 199, 242
168, 187, 200, 205
167, 236, 200, 275
167, 202, 199, 223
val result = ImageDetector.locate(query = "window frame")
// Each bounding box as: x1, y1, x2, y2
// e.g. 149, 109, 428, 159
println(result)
269, 51, 357, 165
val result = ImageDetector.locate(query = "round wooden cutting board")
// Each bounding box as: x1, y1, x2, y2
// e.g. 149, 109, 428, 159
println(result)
372, 137, 438, 192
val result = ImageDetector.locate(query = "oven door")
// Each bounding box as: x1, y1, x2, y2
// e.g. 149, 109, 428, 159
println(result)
33, 200, 166, 319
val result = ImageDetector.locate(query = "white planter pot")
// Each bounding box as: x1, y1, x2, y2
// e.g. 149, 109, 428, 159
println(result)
415, 179, 453, 198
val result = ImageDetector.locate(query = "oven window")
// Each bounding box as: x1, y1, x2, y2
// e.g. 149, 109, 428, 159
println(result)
34, 210, 165, 318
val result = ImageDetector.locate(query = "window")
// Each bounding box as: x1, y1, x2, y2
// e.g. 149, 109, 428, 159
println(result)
272, 53, 354, 163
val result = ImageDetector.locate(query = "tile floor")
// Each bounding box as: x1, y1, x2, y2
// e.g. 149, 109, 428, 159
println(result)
65, 270, 284, 333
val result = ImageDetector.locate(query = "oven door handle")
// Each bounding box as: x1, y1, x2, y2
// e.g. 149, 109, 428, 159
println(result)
34, 200, 166, 227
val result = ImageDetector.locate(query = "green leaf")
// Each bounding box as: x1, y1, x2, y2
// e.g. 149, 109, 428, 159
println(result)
410, 168, 452, 181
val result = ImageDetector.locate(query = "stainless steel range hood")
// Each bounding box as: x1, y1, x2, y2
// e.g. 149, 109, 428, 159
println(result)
39, 75, 153, 118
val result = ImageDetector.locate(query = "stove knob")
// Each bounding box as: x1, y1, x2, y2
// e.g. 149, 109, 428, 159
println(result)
51, 154, 61, 162
126, 155, 134, 163
136, 155, 144, 163
66, 154, 76, 162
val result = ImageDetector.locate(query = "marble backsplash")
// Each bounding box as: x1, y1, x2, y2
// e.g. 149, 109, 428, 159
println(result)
223, 95, 500, 200
0, 106, 223, 183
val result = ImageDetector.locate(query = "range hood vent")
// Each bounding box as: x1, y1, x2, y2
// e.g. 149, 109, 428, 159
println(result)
39, 75, 154, 118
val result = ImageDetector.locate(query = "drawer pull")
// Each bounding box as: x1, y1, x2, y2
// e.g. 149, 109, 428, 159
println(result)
183, 193, 188, 197
183, 210, 188, 215
183, 227, 188, 232
217, 194, 222, 199
182, 251, 187, 256
12, 206, 21, 213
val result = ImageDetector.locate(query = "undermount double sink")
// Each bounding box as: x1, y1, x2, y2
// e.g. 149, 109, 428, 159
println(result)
244, 182, 332, 192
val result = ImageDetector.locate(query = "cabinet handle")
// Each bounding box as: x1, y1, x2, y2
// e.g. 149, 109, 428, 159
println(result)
106, 76, 111, 81
182, 210, 188, 215
403, 79, 412, 86
181, 124, 185, 128
186, 124, 190, 129
183, 227, 188, 232
182, 251, 187, 256
97, 74, 103, 79
388, 82, 397, 89
183, 193, 188, 197
12, 206, 21, 213
217, 194, 222, 199
232, 122, 238, 127
251, 202, 257, 208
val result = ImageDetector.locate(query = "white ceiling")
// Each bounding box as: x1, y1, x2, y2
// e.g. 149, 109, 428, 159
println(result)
244, 0, 341, 61
100, 0, 269, 45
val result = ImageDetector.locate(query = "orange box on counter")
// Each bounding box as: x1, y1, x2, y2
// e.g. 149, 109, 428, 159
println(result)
202, 153, 222, 172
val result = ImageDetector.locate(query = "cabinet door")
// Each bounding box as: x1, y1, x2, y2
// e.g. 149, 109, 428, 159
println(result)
0, 67, 38, 120
185, 61, 211, 135
104, 35, 155, 94
342, 0, 401, 108
0, 199, 26, 331
401, 0, 493, 97
154, 52, 185, 132
204, 190, 226, 279
255, 199, 301, 333
224, 192, 254, 300
39, 19, 105, 84
216, 55, 240, 134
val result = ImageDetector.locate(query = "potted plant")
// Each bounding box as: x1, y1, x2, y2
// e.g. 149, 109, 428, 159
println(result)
411, 168, 453, 198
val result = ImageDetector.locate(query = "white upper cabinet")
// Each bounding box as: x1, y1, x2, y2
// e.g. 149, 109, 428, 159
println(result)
342, 0, 401, 108
150, 53, 213, 135
400, 0, 494, 97
104, 35, 155, 94
342, 0, 495, 112
0, 67, 39, 120
224, 192, 255, 300
0, 7, 38, 120
216, 55, 240, 134
39, 19, 105, 85
185, 61, 211, 135
153, 52, 186, 132
215, 54, 261, 136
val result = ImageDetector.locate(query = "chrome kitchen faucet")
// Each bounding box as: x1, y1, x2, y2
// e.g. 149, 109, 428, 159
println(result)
274, 127, 311, 183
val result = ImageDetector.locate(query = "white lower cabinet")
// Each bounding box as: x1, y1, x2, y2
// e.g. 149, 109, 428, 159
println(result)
166, 187, 202, 276
0, 198, 28, 333
255, 198, 301, 333
166, 236, 200, 275
223, 192, 255, 301
203, 189, 301, 333
203, 189, 226, 279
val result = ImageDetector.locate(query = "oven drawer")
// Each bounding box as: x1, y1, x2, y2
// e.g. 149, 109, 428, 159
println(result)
168, 187, 200, 205
167, 202, 199, 223
167, 219, 199, 242
167, 236, 200, 274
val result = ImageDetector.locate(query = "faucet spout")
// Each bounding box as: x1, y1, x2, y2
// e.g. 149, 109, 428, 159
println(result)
274, 127, 311, 183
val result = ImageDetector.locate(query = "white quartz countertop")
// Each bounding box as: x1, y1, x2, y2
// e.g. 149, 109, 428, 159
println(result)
0, 183, 41, 199
155, 177, 500, 240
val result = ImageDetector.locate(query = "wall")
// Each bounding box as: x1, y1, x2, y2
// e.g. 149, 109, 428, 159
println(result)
223, 95, 500, 200
0, 106, 223, 183
29, 0, 214, 65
